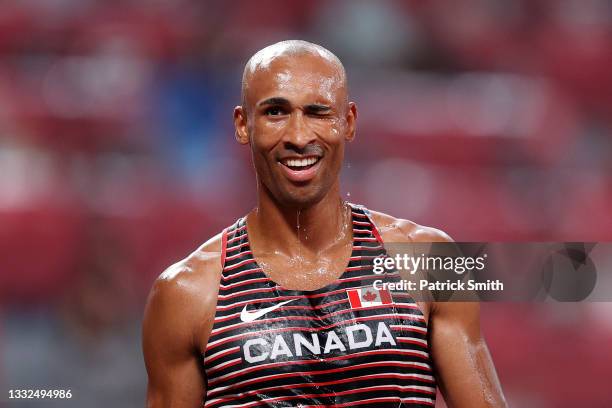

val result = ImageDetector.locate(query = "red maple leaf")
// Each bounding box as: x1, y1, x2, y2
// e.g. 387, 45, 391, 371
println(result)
362, 290, 378, 302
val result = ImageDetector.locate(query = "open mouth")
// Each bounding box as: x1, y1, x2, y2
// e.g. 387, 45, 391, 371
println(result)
278, 155, 323, 182
280, 156, 321, 171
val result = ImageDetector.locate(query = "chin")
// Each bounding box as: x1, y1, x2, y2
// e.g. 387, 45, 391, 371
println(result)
275, 185, 328, 209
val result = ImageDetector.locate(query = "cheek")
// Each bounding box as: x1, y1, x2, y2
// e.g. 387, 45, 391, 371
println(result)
318, 118, 345, 143
251, 120, 285, 150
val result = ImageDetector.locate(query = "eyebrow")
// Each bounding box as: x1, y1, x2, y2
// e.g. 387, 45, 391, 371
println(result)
257, 97, 290, 107
304, 104, 332, 112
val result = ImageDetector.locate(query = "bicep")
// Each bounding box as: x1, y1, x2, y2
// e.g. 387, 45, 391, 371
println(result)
429, 302, 507, 408
143, 281, 206, 408
144, 348, 205, 408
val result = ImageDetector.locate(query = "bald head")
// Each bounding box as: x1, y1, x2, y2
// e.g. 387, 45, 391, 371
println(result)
241, 40, 347, 108
233, 40, 357, 207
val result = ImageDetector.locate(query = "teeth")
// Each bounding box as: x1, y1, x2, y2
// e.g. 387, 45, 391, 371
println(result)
283, 157, 319, 168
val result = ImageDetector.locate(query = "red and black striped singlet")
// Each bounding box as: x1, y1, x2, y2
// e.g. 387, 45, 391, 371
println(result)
203, 204, 436, 407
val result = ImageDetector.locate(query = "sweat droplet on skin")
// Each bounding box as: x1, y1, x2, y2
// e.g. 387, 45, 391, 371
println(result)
296, 210, 302, 261
259, 203, 353, 290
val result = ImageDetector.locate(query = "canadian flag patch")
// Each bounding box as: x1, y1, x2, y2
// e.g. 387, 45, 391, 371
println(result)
346, 287, 393, 309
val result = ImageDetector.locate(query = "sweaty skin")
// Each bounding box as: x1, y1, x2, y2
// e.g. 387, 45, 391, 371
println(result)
143, 40, 508, 408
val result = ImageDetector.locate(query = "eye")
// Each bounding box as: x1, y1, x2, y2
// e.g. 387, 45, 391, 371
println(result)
308, 111, 331, 118
305, 105, 332, 117
264, 106, 286, 116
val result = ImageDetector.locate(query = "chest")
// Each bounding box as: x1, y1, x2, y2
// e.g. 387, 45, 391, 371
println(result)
205, 275, 430, 368
252, 239, 353, 291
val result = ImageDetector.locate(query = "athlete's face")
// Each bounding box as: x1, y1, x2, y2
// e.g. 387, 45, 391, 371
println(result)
235, 54, 357, 208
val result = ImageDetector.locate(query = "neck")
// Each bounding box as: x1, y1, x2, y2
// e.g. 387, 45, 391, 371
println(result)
248, 182, 350, 255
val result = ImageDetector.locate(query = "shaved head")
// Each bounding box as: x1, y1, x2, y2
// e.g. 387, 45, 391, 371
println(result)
241, 40, 347, 108
233, 39, 357, 208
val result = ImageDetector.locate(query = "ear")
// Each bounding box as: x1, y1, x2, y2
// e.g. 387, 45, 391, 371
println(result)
233, 105, 250, 145
345, 102, 357, 142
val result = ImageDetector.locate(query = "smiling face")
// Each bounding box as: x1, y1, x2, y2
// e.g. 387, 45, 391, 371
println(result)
235, 46, 357, 209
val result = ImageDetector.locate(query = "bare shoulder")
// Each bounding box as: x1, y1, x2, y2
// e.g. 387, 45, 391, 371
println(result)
367, 209, 452, 323
152, 232, 224, 303
368, 209, 453, 243
143, 232, 224, 345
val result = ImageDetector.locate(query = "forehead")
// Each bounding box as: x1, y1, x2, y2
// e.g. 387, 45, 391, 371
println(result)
244, 54, 346, 106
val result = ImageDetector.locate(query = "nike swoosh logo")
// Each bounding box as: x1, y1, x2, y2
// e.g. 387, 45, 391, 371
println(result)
240, 299, 297, 323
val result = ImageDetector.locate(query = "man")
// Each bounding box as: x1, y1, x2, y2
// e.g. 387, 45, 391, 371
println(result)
143, 40, 507, 407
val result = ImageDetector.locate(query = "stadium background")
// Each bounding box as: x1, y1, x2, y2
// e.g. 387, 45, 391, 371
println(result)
1, 0, 611, 406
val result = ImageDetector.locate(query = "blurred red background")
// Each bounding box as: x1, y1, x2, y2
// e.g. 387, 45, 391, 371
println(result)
1, 1, 611, 407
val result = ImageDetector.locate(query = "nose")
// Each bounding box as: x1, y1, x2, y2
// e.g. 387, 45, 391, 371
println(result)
282, 110, 316, 149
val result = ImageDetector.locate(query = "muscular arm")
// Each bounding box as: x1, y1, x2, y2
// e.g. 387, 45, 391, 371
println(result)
142, 236, 222, 408
430, 301, 507, 408
370, 211, 507, 407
